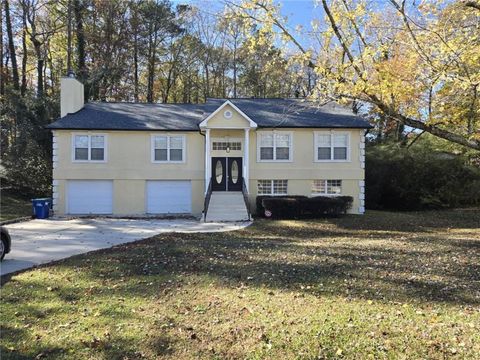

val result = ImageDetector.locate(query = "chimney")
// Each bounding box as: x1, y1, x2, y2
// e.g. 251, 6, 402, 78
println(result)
60, 76, 84, 117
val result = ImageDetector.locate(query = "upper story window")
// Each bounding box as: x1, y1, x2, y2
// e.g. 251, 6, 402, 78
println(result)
152, 135, 185, 163
257, 132, 292, 161
73, 134, 106, 162
315, 132, 350, 161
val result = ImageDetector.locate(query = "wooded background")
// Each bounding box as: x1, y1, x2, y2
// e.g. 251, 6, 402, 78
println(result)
1, 0, 479, 209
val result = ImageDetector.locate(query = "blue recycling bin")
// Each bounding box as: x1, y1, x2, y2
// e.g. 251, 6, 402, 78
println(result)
32, 198, 51, 219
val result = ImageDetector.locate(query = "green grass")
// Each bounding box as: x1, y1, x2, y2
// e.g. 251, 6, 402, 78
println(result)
1, 210, 479, 359
0, 191, 32, 222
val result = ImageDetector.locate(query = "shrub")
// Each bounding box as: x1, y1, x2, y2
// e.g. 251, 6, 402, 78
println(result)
302, 196, 353, 217
256, 195, 306, 216
366, 144, 480, 210
1, 140, 52, 196
258, 195, 353, 219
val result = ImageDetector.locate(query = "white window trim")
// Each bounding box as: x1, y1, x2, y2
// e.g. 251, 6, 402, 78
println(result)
257, 180, 288, 196
211, 137, 243, 151
151, 134, 187, 164
314, 131, 351, 162
256, 131, 293, 163
311, 179, 343, 196
71, 133, 108, 163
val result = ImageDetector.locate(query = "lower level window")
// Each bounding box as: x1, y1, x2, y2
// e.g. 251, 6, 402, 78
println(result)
312, 180, 342, 195
257, 180, 288, 195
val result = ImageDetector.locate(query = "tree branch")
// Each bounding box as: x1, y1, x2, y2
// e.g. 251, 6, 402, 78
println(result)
463, 1, 480, 11
321, 0, 366, 81
234, 0, 480, 150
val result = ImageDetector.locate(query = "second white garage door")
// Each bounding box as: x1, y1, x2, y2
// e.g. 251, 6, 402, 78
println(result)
146, 180, 192, 214
67, 180, 113, 214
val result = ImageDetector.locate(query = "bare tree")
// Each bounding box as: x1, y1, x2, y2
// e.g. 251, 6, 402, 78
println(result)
4, 0, 20, 91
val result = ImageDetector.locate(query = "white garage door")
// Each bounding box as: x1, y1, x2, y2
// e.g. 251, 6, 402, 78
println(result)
146, 180, 191, 214
67, 180, 113, 214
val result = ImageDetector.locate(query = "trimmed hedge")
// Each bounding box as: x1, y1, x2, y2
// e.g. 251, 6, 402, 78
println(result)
257, 195, 353, 219
256, 195, 306, 215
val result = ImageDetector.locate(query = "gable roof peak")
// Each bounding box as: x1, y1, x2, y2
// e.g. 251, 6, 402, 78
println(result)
199, 100, 258, 129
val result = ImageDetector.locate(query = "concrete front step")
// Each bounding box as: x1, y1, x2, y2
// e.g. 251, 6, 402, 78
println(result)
204, 192, 250, 222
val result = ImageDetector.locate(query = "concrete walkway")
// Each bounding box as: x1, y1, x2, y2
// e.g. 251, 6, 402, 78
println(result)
1, 218, 251, 275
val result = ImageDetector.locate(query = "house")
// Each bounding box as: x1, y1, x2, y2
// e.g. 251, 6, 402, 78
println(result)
47, 77, 372, 221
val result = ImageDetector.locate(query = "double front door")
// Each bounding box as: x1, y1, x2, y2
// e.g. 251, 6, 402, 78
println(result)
212, 157, 243, 191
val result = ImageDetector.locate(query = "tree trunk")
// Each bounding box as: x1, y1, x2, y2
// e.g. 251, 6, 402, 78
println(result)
204, 64, 209, 99
146, 32, 156, 103
67, 0, 72, 74
0, 0, 4, 95
21, 8, 27, 96
233, 45, 237, 98
134, 32, 139, 102
73, 0, 86, 99
468, 85, 478, 135
47, 44, 55, 91
4, 0, 19, 91
32, 40, 44, 97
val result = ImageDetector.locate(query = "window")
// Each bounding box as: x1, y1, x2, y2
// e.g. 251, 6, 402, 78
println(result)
73, 134, 106, 161
315, 132, 350, 161
257, 180, 288, 195
312, 180, 342, 195
212, 141, 241, 151
90, 135, 105, 160
258, 132, 292, 161
152, 135, 185, 162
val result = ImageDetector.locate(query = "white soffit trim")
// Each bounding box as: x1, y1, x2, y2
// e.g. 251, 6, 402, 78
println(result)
199, 100, 258, 129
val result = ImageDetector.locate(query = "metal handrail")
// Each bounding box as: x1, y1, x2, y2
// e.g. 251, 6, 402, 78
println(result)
203, 177, 213, 222
242, 177, 251, 221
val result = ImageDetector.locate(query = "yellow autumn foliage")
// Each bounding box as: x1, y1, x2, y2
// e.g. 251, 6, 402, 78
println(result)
232, 0, 480, 149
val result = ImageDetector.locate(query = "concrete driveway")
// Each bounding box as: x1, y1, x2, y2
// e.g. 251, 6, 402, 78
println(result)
1, 218, 250, 275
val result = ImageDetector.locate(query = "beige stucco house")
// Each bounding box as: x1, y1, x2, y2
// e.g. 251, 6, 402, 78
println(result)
47, 77, 371, 221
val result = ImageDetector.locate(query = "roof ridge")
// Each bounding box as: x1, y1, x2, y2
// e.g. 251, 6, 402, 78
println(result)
88, 101, 208, 106
206, 97, 306, 101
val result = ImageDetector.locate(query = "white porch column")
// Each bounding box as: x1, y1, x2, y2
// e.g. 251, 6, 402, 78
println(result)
244, 128, 250, 192
205, 129, 211, 194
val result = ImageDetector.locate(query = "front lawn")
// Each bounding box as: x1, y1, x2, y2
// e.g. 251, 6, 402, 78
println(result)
1, 210, 479, 359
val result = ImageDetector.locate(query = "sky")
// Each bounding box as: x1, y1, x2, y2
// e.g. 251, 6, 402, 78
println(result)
171, 0, 392, 51
171, 0, 392, 31
171, 0, 325, 49
171, 0, 321, 29
280, 0, 322, 31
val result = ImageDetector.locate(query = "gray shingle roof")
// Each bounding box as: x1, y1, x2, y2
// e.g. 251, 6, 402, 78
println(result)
46, 98, 372, 131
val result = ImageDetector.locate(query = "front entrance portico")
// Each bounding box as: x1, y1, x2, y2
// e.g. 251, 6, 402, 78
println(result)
199, 100, 257, 194
200, 100, 257, 222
